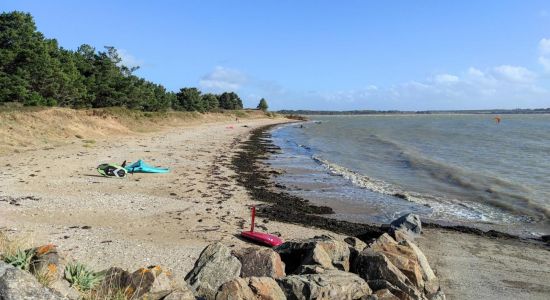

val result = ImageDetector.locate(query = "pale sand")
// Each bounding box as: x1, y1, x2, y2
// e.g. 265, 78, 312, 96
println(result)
0, 117, 343, 278
416, 229, 550, 300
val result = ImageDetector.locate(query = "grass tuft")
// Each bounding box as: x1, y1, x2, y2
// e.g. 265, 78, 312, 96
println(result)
65, 263, 104, 292
2, 248, 35, 271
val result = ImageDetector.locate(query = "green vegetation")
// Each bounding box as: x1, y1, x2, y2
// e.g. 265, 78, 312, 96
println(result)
2, 248, 35, 270
257, 98, 268, 111
0, 11, 246, 112
65, 263, 104, 291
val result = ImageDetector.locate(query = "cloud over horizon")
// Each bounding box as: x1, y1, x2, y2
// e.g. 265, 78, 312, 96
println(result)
199, 66, 248, 92
208, 39, 550, 110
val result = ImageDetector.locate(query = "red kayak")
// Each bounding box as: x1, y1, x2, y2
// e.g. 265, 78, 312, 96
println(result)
241, 206, 283, 247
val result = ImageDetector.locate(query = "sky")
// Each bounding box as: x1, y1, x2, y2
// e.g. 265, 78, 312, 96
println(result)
2, 0, 550, 110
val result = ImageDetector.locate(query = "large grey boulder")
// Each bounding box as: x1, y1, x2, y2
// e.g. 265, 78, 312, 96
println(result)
352, 249, 422, 300
275, 235, 350, 273
390, 214, 422, 236
277, 269, 371, 300
0, 261, 66, 300
233, 247, 285, 278
185, 242, 241, 300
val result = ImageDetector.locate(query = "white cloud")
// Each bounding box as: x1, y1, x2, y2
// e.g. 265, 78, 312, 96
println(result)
310, 64, 548, 110
199, 66, 248, 91
539, 38, 550, 55
467, 67, 484, 77
117, 49, 143, 68
434, 74, 459, 84
539, 56, 550, 72
539, 38, 550, 72
492, 65, 536, 82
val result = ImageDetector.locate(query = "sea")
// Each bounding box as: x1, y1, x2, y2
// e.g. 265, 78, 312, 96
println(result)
269, 114, 550, 237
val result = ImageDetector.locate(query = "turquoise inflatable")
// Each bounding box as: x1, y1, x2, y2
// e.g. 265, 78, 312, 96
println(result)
124, 160, 169, 173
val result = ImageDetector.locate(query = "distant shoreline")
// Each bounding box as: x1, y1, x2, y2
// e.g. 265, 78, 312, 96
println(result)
278, 108, 550, 115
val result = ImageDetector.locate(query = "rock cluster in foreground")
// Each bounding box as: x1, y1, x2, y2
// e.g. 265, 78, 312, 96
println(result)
0, 213, 444, 300
185, 213, 444, 300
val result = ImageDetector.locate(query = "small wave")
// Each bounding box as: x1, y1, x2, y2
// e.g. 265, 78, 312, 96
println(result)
312, 155, 428, 203
366, 134, 548, 222
311, 155, 537, 224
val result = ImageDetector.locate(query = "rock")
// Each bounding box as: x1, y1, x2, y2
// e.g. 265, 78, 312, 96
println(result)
248, 277, 286, 300
294, 265, 327, 275
429, 290, 446, 300
371, 233, 398, 248
97, 267, 130, 293
97, 266, 187, 299
346, 237, 368, 272
215, 277, 256, 300
0, 261, 66, 300
369, 234, 424, 289
368, 279, 415, 300
163, 288, 196, 300
393, 229, 415, 243
275, 235, 350, 273
120, 267, 156, 298
96, 266, 157, 299
390, 214, 422, 236
141, 266, 181, 300
50, 278, 80, 300
28, 245, 78, 299
374, 288, 400, 300
185, 242, 241, 300
29, 244, 61, 275
277, 269, 371, 300
344, 237, 367, 252
352, 249, 421, 300
232, 247, 285, 278
401, 240, 439, 295
215, 277, 286, 300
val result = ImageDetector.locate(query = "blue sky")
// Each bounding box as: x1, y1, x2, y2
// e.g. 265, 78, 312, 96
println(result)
2, 0, 550, 110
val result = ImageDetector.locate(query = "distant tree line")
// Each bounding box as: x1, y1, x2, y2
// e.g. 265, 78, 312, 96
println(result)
0, 11, 245, 112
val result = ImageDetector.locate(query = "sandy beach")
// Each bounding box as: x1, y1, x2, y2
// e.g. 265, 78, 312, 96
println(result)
1, 111, 549, 299
0, 114, 343, 279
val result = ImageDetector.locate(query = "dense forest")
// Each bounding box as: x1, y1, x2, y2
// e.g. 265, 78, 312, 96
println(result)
0, 11, 244, 112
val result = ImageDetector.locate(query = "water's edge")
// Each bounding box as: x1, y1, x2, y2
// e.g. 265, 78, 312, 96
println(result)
232, 122, 546, 244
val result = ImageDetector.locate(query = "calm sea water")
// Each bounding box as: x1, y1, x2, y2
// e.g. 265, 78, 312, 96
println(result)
270, 114, 550, 237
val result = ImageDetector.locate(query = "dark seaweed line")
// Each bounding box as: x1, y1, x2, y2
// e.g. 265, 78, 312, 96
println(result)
232, 124, 547, 244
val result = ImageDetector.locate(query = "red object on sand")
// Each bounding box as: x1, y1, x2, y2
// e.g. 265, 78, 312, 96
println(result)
240, 206, 283, 247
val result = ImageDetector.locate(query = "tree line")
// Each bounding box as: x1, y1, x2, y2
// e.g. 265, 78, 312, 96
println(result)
0, 11, 249, 112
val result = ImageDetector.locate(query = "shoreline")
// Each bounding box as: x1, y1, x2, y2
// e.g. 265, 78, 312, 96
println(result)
234, 123, 548, 245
